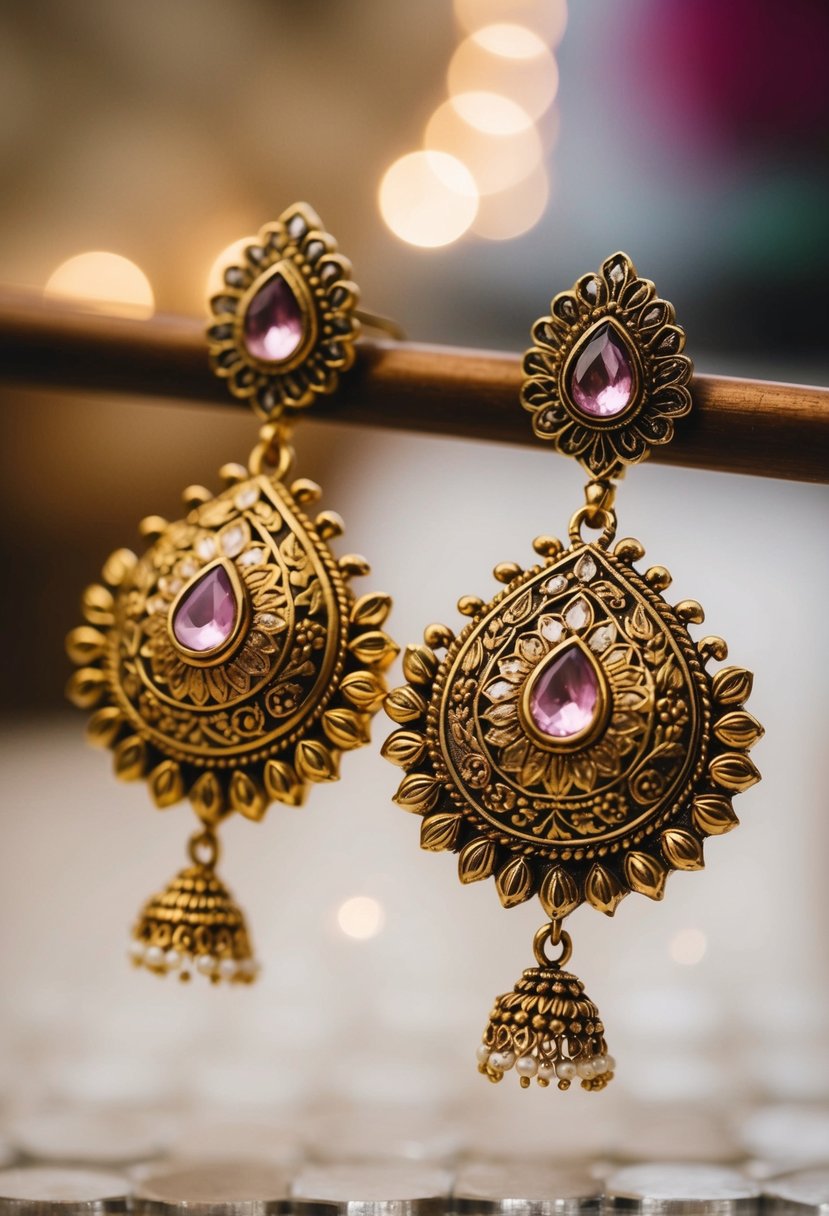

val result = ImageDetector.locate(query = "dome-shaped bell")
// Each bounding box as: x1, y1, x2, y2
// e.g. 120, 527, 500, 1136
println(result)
129, 833, 258, 985
477, 927, 614, 1091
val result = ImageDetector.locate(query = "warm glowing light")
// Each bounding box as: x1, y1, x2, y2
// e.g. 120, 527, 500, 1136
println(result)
472, 22, 548, 59
454, 0, 568, 46
670, 928, 708, 966
448, 31, 559, 121
337, 896, 385, 941
472, 162, 550, 241
44, 252, 154, 319
379, 151, 478, 248
426, 98, 541, 197
450, 90, 534, 136
205, 236, 255, 299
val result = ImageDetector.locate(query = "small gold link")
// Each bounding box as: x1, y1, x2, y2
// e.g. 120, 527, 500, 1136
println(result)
533, 921, 573, 968
568, 505, 617, 548
248, 421, 295, 479
188, 829, 220, 869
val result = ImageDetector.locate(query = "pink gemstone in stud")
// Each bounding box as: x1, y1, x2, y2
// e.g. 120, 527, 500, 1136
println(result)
529, 646, 600, 739
173, 566, 237, 653
569, 322, 634, 418
243, 273, 304, 363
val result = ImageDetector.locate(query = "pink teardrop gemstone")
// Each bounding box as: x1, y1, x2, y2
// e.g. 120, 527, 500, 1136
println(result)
529, 646, 601, 739
243, 273, 304, 363
569, 322, 634, 418
172, 566, 237, 653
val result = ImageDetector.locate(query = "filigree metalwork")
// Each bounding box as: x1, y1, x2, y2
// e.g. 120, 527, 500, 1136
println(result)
385, 527, 761, 921
520, 252, 693, 478
67, 458, 396, 826
207, 201, 361, 418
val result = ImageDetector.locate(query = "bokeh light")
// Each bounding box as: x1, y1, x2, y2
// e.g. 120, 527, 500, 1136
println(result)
454, 0, 568, 46
44, 251, 154, 319
448, 29, 559, 122
425, 97, 541, 196
670, 928, 708, 966
379, 150, 479, 248
336, 896, 385, 941
471, 162, 550, 241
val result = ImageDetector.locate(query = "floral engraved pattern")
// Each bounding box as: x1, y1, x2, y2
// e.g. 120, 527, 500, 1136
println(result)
67, 467, 397, 822
520, 252, 693, 479
385, 537, 763, 917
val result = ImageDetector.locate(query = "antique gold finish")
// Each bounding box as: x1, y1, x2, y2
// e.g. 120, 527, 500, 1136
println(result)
384, 252, 763, 1089
207, 200, 402, 419
67, 206, 399, 981
521, 252, 693, 479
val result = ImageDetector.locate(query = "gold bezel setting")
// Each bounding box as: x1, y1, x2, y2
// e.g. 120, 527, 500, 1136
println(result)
521, 252, 693, 478
207, 201, 360, 418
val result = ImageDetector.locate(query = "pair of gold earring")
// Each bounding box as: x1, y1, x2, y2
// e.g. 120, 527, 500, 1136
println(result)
66, 202, 762, 1093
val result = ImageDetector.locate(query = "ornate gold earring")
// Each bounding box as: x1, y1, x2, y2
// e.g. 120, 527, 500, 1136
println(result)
384, 252, 763, 1091
66, 202, 399, 984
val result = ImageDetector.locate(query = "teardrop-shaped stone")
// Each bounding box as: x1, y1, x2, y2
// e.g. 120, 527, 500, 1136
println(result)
569, 322, 634, 418
173, 566, 237, 653
243, 273, 304, 363
529, 645, 601, 739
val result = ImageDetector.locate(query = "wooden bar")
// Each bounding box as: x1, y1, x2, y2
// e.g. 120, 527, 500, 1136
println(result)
0, 288, 826, 483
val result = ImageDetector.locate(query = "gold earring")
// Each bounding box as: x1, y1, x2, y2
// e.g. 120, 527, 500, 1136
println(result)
66, 202, 399, 984
384, 252, 763, 1090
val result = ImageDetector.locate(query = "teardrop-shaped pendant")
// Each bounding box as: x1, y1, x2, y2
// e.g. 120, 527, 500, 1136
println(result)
67, 446, 397, 980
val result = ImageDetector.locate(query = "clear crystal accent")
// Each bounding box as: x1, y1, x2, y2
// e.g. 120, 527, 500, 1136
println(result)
588, 624, 614, 653
221, 525, 247, 558
564, 596, 591, 631
539, 617, 564, 644
544, 574, 568, 596
235, 486, 260, 510
486, 679, 515, 702
575, 554, 597, 582
239, 548, 265, 567
196, 536, 217, 561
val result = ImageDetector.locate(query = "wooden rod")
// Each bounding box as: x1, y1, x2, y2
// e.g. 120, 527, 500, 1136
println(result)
1, 288, 826, 484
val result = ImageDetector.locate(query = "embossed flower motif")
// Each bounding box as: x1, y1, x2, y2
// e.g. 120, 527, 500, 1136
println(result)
520, 252, 693, 479
207, 202, 360, 418
482, 592, 651, 798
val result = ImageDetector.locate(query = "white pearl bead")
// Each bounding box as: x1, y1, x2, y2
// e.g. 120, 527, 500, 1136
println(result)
604, 1054, 616, 1072
537, 1062, 557, 1081
515, 1055, 538, 1078
489, 1050, 515, 1071
145, 945, 165, 968
238, 958, 260, 979
592, 1055, 608, 1075
576, 1059, 596, 1079
164, 949, 181, 971
196, 954, 216, 975
476, 1043, 491, 1065
219, 958, 237, 980
555, 1061, 576, 1081
128, 941, 145, 961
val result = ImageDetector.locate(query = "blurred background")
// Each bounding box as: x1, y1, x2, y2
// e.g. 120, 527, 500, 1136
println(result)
0, 0, 828, 1168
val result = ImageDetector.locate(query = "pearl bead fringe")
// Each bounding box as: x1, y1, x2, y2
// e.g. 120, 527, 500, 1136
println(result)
128, 940, 260, 984
477, 1042, 615, 1090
